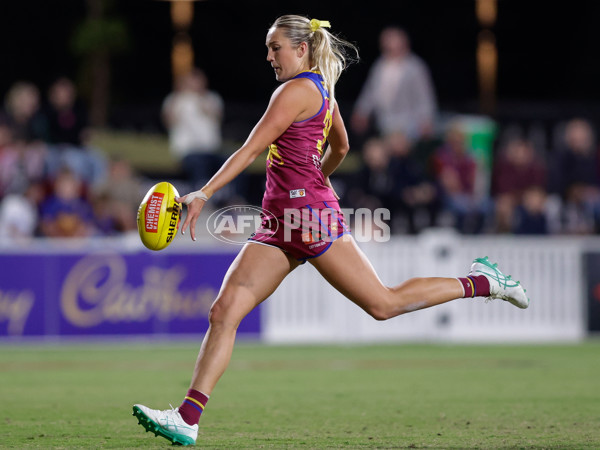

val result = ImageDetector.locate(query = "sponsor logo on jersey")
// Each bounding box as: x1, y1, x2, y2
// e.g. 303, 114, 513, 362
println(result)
302, 230, 321, 244
289, 189, 306, 199
145, 192, 164, 233
301, 232, 313, 244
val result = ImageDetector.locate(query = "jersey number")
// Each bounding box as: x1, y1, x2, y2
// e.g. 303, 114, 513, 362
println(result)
315, 108, 333, 157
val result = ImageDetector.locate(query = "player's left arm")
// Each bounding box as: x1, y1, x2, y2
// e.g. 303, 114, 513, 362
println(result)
321, 101, 350, 179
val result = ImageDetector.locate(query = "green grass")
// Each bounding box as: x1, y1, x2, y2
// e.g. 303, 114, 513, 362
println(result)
1, 342, 599, 449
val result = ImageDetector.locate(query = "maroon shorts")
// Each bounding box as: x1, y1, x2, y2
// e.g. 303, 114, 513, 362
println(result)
248, 201, 350, 261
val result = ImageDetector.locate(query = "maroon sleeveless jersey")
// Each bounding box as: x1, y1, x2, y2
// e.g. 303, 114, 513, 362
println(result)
262, 71, 337, 217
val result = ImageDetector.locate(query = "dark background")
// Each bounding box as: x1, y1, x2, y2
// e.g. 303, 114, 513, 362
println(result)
1, 0, 600, 132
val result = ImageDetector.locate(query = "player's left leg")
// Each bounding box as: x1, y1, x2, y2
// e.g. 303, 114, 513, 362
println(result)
133, 242, 300, 445
188, 242, 301, 395
309, 234, 528, 321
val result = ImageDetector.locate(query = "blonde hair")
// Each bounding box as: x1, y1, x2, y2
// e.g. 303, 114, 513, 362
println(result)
270, 15, 358, 112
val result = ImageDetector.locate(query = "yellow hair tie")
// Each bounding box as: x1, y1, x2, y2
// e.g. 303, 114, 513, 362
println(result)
309, 19, 331, 32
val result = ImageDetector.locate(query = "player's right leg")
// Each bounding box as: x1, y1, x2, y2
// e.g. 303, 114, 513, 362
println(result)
133, 242, 300, 445
309, 235, 528, 321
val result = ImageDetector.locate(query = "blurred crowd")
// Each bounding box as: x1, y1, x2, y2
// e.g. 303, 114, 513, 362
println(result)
0, 77, 145, 242
344, 117, 600, 236
344, 26, 600, 236
1, 26, 600, 242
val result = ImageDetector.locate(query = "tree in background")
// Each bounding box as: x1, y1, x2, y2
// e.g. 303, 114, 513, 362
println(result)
70, 0, 130, 127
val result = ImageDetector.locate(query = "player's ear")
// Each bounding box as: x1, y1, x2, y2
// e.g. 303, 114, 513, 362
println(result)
296, 41, 308, 58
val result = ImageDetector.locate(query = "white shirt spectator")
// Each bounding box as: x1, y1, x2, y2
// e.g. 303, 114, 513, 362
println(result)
162, 69, 224, 158
0, 194, 37, 240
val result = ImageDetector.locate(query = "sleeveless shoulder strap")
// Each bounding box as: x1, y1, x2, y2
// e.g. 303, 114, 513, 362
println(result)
292, 71, 329, 101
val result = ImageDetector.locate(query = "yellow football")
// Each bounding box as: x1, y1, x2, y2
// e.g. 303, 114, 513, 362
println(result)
137, 181, 181, 251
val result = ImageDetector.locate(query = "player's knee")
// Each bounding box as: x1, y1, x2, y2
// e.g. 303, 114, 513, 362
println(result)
207, 300, 223, 326
208, 295, 240, 329
365, 295, 407, 321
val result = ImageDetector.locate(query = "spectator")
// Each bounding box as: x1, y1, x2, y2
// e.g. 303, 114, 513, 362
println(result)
2, 83, 49, 192
162, 68, 225, 190
385, 131, 438, 233
551, 118, 600, 234
39, 168, 95, 238
46, 76, 90, 147
0, 120, 45, 197
431, 122, 488, 233
348, 137, 394, 214
92, 157, 144, 233
0, 182, 44, 242
0, 121, 18, 196
351, 26, 437, 141
513, 186, 549, 234
3, 81, 49, 143
43, 77, 107, 188
491, 137, 547, 233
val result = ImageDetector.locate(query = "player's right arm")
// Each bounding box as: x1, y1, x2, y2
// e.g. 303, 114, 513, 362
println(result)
321, 101, 350, 179
318, 101, 350, 200
178, 80, 315, 240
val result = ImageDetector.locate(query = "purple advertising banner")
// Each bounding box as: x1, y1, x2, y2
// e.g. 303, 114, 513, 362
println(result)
0, 249, 261, 338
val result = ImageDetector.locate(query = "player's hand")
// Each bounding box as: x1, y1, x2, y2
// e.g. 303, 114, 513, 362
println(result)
176, 191, 208, 241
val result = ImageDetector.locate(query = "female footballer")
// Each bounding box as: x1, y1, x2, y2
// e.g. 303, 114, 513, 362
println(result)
133, 15, 529, 446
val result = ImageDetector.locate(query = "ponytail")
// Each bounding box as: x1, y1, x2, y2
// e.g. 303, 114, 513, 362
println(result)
270, 15, 359, 112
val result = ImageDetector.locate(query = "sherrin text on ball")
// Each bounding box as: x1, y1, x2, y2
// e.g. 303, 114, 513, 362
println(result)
137, 182, 181, 251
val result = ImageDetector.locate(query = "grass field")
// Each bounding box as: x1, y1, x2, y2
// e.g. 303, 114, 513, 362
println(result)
1, 341, 599, 449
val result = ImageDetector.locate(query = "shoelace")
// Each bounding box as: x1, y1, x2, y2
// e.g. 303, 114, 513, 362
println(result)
475, 256, 521, 289
160, 404, 180, 431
